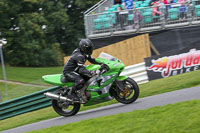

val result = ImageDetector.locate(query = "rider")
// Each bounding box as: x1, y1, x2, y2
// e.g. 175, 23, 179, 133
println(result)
63, 39, 101, 101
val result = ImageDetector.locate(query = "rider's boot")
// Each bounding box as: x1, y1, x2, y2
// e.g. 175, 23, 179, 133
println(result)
71, 91, 80, 101
67, 88, 80, 102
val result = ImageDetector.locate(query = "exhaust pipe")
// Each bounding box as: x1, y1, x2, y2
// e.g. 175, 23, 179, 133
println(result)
44, 92, 72, 102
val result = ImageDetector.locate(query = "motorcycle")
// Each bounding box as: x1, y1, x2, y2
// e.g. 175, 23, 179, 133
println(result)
42, 52, 139, 117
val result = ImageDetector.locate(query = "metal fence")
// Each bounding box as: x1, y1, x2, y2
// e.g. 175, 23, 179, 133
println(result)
84, 1, 200, 38
84, 0, 113, 15
0, 86, 59, 120
120, 62, 148, 84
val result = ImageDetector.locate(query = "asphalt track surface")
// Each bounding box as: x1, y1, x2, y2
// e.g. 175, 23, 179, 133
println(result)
1, 86, 200, 133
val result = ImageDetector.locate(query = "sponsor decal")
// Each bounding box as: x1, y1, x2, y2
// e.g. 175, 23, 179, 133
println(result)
146, 49, 200, 80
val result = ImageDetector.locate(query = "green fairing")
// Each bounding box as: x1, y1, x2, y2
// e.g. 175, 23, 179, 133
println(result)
84, 93, 110, 106
83, 74, 118, 106
117, 76, 129, 81
42, 55, 126, 106
84, 57, 125, 106
96, 58, 125, 73
86, 64, 100, 70
42, 74, 73, 87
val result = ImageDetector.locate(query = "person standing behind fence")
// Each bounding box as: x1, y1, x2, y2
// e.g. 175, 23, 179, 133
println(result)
159, 0, 167, 14
169, 0, 176, 4
168, 0, 176, 8
116, 5, 128, 30
132, 3, 143, 29
152, 0, 163, 16
178, 0, 187, 18
163, 0, 169, 9
123, 0, 135, 11
149, 0, 158, 6
163, 0, 169, 5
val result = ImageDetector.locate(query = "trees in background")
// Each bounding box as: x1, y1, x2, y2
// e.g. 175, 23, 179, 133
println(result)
0, 0, 98, 66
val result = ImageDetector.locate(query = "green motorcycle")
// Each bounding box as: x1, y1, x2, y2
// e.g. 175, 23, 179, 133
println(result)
42, 52, 139, 117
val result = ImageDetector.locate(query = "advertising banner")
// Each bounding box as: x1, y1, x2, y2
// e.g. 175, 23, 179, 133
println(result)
145, 45, 200, 81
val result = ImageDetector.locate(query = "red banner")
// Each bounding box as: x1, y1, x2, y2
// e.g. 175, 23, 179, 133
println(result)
145, 47, 200, 80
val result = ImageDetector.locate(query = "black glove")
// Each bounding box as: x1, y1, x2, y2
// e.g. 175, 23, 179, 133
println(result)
100, 64, 109, 73
100, 64, 106, 71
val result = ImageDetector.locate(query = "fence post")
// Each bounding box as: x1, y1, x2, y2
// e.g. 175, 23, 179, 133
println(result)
0, 93, 2, 102
0, 44, 8, 101
187, 1, 193, 25
84, 15, 89, 38
135, 10, 140, 32
160, 6, 166, 29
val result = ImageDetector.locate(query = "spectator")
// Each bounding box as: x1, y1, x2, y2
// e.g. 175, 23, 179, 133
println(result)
114, 0, 122, 5
133, 3, 143, 21
116, 5, 128, 30
159, 0, 166, 13
178, 0, 186, 5
163, 0, 169, 4
152, 1, 163, 16
132, 4, 143, 28
117, 5, 123, 11
123, 0, 135, 10
178, 0, 187, 18
133, 10, 143, 21
169, 0, 176, 3
149, 0, 158, 6
163, 0, 169, 9
168, 0, 177, 8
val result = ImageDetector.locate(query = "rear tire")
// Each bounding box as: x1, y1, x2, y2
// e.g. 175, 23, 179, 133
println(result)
51, 89, 80, 117
112, 78, 139, 104
52, 100, 80, 117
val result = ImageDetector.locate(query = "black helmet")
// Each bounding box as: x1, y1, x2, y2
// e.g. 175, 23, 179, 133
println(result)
79, 39, 94, 55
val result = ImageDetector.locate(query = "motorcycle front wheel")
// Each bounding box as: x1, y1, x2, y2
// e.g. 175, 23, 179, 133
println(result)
51, 89, 80, 117
112, 78, 139, 104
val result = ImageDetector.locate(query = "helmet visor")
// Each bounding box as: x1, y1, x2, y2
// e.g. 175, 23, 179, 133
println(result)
85, 46, 93, 55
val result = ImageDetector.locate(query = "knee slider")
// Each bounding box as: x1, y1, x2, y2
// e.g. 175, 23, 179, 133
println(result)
75, 79, 85, 86
79, 79, 85, 84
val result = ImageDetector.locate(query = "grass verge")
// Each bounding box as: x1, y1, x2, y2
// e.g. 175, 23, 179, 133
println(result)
0, 66, 63, 85
0, 70, 200, 131
27, 99, 200, 133
0, 82, 48, 101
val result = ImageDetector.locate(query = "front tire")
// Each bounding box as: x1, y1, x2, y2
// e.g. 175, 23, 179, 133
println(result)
112, 78, 139, 104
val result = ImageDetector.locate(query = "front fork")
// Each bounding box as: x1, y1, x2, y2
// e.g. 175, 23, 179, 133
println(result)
114, 76, 129, 93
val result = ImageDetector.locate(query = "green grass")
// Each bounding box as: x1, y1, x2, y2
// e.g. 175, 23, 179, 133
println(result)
0, 70, 200, 131
139, 69, 200, 98
0, 66, 63, 85
27, 99, 200, 133
0, 82, 48, 101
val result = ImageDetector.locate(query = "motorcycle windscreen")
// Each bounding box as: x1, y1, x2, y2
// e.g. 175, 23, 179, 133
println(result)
97, 52, 117, 61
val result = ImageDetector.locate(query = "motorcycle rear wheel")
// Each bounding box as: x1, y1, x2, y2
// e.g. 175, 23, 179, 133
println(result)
51, 89, 80, 117
52, 100, 80, 117
113, 78, 139, 104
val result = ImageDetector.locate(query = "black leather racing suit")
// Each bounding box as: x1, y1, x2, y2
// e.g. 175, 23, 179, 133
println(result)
63, 48, 100, 92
